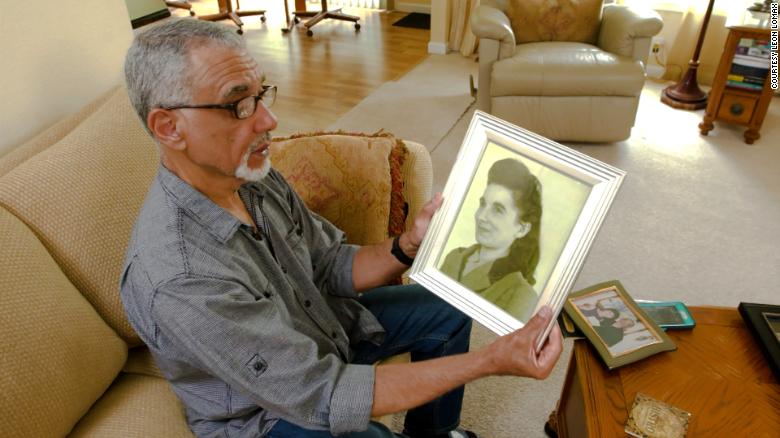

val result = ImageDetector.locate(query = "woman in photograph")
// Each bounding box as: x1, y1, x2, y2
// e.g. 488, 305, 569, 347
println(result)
440, 158, 542, 322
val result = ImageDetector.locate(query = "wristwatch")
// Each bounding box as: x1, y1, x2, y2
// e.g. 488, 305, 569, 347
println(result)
391, 235, 415, 266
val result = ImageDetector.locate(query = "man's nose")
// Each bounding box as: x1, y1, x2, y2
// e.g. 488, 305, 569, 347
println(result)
253, 103, 278, 133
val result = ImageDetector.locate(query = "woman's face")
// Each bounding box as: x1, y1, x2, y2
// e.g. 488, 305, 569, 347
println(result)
474, 183, 530, 250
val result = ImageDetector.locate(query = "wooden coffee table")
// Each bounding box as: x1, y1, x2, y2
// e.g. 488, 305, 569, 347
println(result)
547, 306, 780, 437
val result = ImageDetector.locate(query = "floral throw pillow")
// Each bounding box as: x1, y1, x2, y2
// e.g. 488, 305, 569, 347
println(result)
271, 131, 407, 246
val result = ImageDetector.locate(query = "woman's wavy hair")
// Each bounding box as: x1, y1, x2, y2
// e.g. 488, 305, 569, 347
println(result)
485, 158, 542, 286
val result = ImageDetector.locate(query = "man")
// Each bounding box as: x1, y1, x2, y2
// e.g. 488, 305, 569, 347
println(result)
593, 308, 634, 348
120, 18, 562, 438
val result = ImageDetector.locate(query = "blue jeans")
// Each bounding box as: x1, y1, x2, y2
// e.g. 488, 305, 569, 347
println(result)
266, 284, 472, 437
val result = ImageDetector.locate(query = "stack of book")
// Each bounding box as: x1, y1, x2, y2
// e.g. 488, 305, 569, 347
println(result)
727, 38, 770, 91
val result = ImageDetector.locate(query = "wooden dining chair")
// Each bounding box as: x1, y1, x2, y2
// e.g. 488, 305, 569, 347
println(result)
165, 1, 196, 16
199, 0, 266, 35
292, 0, 360, 37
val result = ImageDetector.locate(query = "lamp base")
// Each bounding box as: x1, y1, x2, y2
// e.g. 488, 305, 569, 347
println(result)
661, 61, 708, 110
661, 89, 708, 110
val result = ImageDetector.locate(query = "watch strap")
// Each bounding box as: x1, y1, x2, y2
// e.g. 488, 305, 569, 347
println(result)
391, 235, 415, 266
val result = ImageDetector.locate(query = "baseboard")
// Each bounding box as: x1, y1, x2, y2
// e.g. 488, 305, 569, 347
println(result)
646, 64, 666, 80
395, 2, 431, 14
428, 41, 448, 55
131, 9, 171, 29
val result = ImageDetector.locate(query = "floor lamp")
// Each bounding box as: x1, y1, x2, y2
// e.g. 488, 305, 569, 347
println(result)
661, 0, 717, 110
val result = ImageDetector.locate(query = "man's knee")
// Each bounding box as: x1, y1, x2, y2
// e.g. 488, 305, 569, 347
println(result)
401, 284, 472, 335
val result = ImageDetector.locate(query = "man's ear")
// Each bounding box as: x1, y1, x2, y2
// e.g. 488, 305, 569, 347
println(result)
147, 109, 186, 151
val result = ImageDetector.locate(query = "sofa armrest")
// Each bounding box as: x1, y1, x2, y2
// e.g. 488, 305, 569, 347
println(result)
472, 4, 516, 112
400, 140, 432, 231
471, 5, 516, 60
598, 5, 663, 63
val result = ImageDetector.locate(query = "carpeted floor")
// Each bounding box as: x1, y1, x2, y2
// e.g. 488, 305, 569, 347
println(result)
326, 53, 780, 438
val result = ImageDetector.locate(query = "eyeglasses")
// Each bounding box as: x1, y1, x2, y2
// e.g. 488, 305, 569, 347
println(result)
161, 85, 277, 120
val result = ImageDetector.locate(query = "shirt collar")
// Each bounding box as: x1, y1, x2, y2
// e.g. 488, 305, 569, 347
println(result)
459, 245, 493, 292
156, 164, 263, 244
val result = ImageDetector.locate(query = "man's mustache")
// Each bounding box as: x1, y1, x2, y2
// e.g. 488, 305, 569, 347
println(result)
248, 132, 272, 152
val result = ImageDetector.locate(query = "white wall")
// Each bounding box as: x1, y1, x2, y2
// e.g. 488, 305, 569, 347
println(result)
396, 0, 432, 14
428, 0, 450, 54
0, 1, 135, 157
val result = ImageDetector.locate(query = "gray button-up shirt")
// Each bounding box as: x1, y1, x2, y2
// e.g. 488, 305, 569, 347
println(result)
120, 166, 386, 437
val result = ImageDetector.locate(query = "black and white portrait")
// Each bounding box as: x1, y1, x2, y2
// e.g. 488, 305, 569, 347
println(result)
436, 141, 590, 323
411, 112, 625, 340
439, 158, 542, 322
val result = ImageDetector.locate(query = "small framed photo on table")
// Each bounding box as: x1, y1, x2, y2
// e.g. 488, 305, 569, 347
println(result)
564, 280, 676, 369
409, 111, 625, 351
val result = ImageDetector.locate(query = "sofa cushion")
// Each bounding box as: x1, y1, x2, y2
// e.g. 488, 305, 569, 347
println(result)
0, 207, 127, 438
0, 87, 115, 178
0, 87, 159, 347
396, 140, 432, 231
491, 42, 646, 97
123, 346, 165, 378
271, 132, 408, 245
68, 373, 194, 437
507, 0, 604, 44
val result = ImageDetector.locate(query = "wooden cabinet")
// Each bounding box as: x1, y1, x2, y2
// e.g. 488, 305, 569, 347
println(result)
699, 26, 774, 144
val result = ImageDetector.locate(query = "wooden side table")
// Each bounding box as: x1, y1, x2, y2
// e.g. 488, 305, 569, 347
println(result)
547, 307, 780, 437
699, 26, 774, 144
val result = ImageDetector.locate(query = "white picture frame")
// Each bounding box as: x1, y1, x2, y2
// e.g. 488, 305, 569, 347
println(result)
410, 111, 626, 351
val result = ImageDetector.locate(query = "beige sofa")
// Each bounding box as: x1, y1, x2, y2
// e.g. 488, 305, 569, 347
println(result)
0, 86, 431, 437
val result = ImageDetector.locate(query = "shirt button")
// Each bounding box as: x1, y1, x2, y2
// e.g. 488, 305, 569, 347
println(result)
304, 300, 311, 307
331, 331, 337, 339
296, 228, 303, 236
263, 292, 272, 298
281, 266, 288, 273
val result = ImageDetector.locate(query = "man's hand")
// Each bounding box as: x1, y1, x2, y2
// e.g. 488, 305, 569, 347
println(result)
372, 306, 564, 417
399, 193, 443, 258
481, 306, 563, 379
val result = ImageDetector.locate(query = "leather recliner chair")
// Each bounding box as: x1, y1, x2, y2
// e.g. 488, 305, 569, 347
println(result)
471, 0, 663, 142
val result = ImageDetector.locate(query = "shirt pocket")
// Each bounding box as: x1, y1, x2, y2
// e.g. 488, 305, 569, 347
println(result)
283, 225, 313, 277
244, 271, 273, 302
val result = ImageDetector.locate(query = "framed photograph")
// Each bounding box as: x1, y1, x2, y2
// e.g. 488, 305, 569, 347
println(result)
563, 280, 676, 369
409, 111, 625, 351
738, 302, 780, 381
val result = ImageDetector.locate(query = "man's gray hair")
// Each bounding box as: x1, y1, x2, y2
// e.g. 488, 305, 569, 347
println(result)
124, 18, 245, 134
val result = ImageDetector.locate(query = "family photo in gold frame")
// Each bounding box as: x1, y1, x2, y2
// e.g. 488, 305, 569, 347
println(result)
410, 112, 626, 350
564, 280, 676, 369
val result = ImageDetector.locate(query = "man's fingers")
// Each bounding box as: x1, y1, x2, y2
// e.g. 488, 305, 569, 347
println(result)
522, 306, 552, 334
422, 193, 443, 215
432, 192, 443, 208
537, 324, 563, 369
